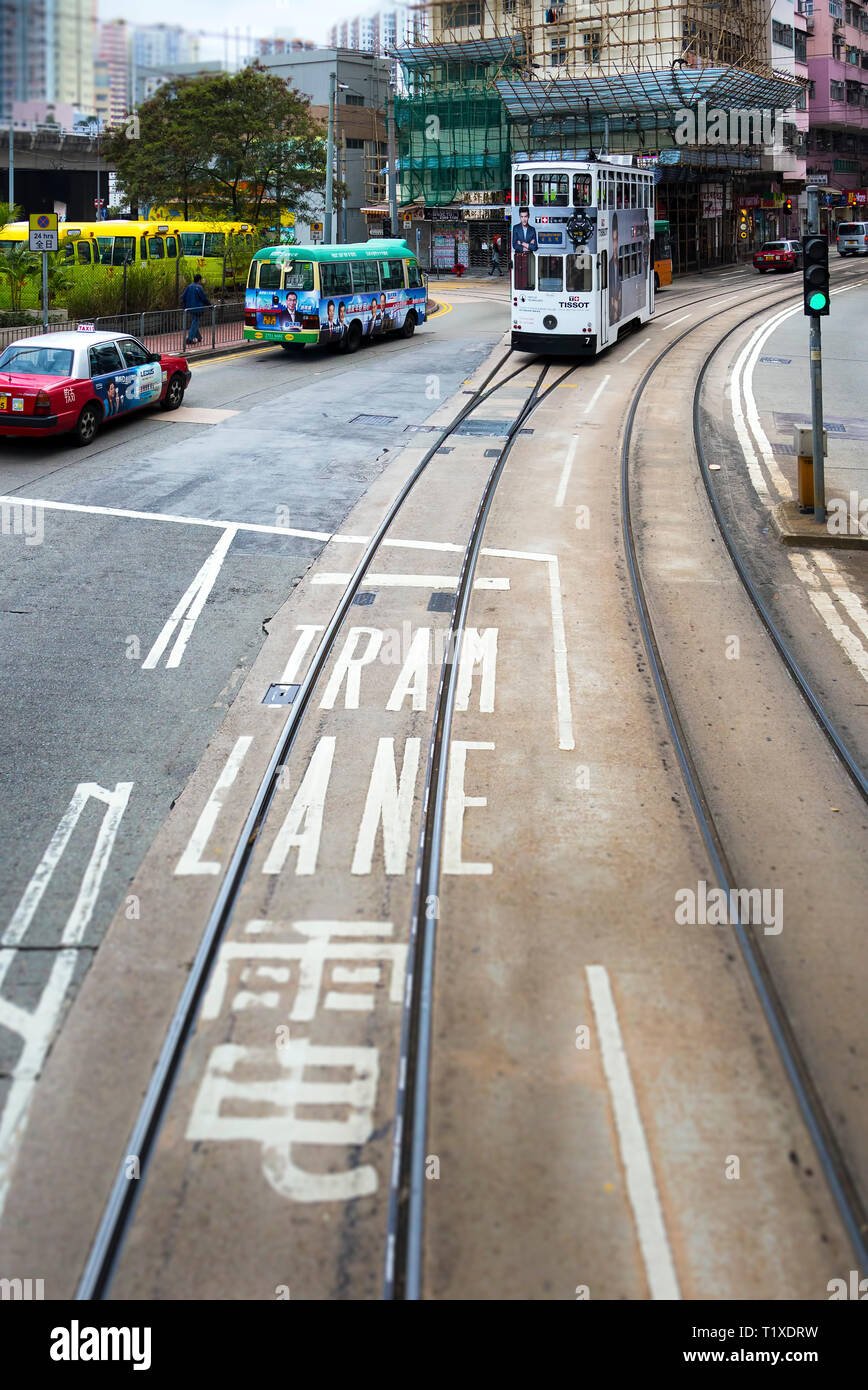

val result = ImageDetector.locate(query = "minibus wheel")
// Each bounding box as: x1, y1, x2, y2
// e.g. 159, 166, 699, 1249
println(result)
401, 311, 417, 339
344, 321, 363, 354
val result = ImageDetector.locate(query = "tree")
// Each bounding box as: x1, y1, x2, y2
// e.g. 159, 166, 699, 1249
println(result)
0, 243, 38, 311
0, 202, 24, 231
102, 64, 327, 226
102, 80, 211, 220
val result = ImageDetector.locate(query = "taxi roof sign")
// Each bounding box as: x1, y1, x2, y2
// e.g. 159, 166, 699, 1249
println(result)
77, 323, 96, 332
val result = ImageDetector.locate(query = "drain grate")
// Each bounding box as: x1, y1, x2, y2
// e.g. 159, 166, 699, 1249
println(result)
353, 591, 376, 606
772, 443, 795, 456
404, 424, 439, 433
759, 356, 792, 366
349, 413, 398, 427
484, 448, 502, 458
428, 592, 455, 613
263, 683, 300, 706
437, 446, 454, 455
455, 418, 534, 437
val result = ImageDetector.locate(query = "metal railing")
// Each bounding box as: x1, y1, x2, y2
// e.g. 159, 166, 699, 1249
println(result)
0, 303, 246, 358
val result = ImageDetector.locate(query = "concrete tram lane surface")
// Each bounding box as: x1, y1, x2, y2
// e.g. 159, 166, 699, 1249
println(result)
0, 268, 864, 1301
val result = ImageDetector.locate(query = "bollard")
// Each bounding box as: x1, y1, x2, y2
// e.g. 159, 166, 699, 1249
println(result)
795, 424, 827, 513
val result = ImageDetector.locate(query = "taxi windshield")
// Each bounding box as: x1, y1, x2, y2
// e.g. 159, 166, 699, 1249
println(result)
0, 345, 74, 376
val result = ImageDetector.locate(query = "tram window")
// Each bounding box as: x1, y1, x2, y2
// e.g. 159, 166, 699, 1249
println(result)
514, 253, 535, 290
381, 258, 406, 289
573, 174, 592, 207
166, 236, 178, 258
533, 173, 569, 207
616, 175, 624, 208
204, 233, 225, 256
148, 236, 165, 259
321, 261, 353, 295
352, 259, 380, 291
566, 253, 593, 291
598, 251, 607, 290
180, 233, 205, 256
140, 237, 148, 260
77, 241, 92, 265
258, 262, 282, 290
537, 255, 563, 291
514, 172, 529, 206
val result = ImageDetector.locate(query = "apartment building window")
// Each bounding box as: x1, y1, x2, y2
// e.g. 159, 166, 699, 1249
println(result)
829, 0, 843, 16
795, 30, 808, 61
833, 38, 844, 57
549, 29, 568, 64
503, 0, 517, 11
344, 93, 364, 105
443, 2, 482, 25
847, 80, 863, 102
345, 138, 364, 149
845, 1, 855, 20
862, 14, 868, 31
831, 79, 846, 99
582, 29, 601, 62
795, 88, 807, 109
847, 44, 861, 62
772, 20, 794, 45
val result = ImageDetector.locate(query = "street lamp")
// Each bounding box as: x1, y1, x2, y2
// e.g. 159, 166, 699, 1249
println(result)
325, 76, 349, 244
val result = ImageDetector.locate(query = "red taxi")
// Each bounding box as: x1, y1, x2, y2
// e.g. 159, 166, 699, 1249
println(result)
0, 328, 191, 445
753, 240, 803, 273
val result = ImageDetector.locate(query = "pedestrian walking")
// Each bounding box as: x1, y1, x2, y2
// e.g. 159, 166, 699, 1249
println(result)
489, 246, 502, 277
181, 273, 211, 346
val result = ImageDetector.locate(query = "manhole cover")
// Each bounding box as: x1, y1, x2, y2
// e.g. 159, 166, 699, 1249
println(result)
455, 419, 534, 437
263, 683, 300, 706
404, 424, 439, 433
428, 592, 455, 613
349, 413, 398, 427
353, 592, 376, 606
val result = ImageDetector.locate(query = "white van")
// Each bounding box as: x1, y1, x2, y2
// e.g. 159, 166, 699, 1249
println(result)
836, 221, 868, 256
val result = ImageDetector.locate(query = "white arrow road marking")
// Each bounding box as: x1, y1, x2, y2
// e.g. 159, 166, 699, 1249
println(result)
0, 781, 132, 1219
142, 525, 237, 669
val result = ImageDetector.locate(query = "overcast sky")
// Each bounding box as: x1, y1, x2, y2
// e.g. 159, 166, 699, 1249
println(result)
101, 0, 368, 50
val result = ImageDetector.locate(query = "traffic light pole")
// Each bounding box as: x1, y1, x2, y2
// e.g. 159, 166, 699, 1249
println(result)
805, 186, 826, 523
809, 317, 825, 524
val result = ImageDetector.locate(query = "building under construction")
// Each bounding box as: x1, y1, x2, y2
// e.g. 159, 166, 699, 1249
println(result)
393, 1, 804, 270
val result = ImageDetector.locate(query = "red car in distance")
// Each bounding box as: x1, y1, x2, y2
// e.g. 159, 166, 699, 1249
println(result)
753, 240, 803, 273
0, 328, 191, 445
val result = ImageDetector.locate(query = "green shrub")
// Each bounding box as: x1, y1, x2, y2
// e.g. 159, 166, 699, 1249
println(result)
0, 310, 32, 327
62, 260, 184, 318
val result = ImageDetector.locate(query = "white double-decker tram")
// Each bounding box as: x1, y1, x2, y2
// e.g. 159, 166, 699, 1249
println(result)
510, 157, 656, 356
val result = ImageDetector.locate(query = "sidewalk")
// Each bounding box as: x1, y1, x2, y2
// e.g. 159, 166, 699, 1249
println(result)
744, 274, 868, 546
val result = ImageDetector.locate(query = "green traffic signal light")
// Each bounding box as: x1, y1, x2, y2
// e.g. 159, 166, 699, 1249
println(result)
808, 291, 828, 311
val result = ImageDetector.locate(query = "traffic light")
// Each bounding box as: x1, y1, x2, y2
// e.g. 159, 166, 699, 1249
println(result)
382, 218, 392, 237
784, 197, 793, 214
802, 234, 830, 316
738, 209, 749, 241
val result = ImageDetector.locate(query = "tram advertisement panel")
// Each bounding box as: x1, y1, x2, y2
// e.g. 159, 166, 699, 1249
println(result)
609, 209, 650, 324
510, 204, 598, 257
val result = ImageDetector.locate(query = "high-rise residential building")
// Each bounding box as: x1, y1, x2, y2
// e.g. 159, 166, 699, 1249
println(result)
804, 0, 868, 214
97, 18, 130, 127
1, 0, 96, 122
130, 23, 201, 106
328, 7, 423, 55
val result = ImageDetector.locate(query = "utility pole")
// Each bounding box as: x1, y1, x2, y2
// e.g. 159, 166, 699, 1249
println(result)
8, 124, 13, 206
325, 71, 337, 244
387, 82, 398, 234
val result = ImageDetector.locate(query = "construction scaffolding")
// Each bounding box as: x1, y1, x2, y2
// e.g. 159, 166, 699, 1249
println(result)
394, 1, 803, 193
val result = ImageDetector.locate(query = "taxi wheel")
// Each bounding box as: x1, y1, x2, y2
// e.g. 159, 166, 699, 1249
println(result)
74, 403, 101, 447
401, 311, 417, 339
160, 373, 186, 411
